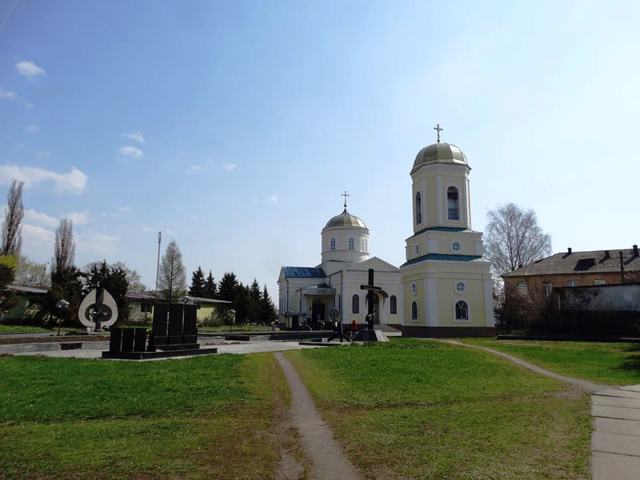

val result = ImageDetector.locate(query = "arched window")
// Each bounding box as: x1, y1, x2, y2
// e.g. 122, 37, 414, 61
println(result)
330, 238, 336, 251
447, 187, 460, 220
415, 192, 422, 224
390, 295, 397, 314
361, 238, 368, 252
352, 294, 359, 314
455, 300, 469, 321
411, 301, 418, 320
348, 237, 355, 250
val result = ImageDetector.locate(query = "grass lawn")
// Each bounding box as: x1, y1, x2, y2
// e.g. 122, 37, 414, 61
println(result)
463, 338, 640, 386
286, 339, 591, 480
0, 324, 87, 335
0, 353, 288, 480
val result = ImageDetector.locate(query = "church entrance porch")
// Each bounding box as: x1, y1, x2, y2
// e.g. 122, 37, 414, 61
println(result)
299, 285, 336, 330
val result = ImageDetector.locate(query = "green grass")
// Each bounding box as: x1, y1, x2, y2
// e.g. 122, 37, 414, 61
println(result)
463, 338, 640, 386
0, 353, 287, 479
0, 324, 86, 335
286, 339, 591, 479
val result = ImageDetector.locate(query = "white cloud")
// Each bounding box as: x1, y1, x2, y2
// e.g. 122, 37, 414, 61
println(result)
77, 232, 118, 257
142, 225, 153, 232
187, 164, 203, 174
118, 145, 144, 159
265, 195, 278, 203
122, 131, 144, 144
222, 163, 237, 171
24, 208, 58, 228
0, 165, 87, 194
22, 224, 55, 252
0, 88, 16, 100
64, 211, 90, 225
15, 60, 46, 78
24, 125, 38, 134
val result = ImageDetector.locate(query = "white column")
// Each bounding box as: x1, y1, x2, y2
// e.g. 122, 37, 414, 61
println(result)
427, 277, 439, 326
483, 278, 495, 326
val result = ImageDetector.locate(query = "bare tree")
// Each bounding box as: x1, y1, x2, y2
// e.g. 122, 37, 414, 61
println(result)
15, 256, 51, 287
53, 219, 75, 274
158, 240, 186, 299
485, 203, 552, 275
1, 180, 24, 256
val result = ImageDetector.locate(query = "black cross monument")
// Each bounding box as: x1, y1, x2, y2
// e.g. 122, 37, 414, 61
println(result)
357, 268, 387, 340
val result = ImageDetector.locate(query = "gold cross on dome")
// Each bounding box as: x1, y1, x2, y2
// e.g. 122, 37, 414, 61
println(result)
433, 123, 443, 143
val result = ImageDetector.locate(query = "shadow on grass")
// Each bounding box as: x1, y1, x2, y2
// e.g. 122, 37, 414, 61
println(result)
618, 343, 640, 379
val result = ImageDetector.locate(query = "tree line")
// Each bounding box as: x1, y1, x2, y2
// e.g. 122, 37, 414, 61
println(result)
0, 180, 276, 326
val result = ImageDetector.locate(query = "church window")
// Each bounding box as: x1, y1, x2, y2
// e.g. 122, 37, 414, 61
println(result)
390, 295, 397, 314
447, 187, 460, 221
455, 300, 469, 321
411, 301, 418, 320
415, 192, 422, 224
330, 238, 336, 251
451, 241, 461, 253
348, 237, 355, 250
455, 281, 466, 294
416, 245, 420, 255
362, 238, 368, 252
352, 295, 359, 313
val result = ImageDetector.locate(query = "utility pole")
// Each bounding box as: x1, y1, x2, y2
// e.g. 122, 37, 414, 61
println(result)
619, 251, 625, 284
155, 231, 162, 291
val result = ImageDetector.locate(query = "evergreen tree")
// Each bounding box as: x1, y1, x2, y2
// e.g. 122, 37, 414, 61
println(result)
217, 272, 238, 303
189, 266, 206, 297
260, 285, 276, 324
247, 279, 261, 323
204, 271, 217, 299
234, 283, 250, 324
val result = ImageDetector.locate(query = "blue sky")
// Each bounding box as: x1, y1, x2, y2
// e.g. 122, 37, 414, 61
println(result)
1, 0, 639, 297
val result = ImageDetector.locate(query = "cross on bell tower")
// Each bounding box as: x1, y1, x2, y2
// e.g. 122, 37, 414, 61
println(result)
341, 190, 350, 210
433, 123, 443, 143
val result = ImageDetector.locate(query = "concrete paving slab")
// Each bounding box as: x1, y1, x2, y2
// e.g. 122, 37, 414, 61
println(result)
596, 389, 640, 400
594, 417, 640, 437
593, 405, 640, 421
592, 431, 640, 456
592, 451, 640, 480
593, 395, 640, 409
620, 385, 640, 392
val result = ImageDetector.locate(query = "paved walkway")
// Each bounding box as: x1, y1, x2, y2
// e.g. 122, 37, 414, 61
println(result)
274, 352, 362, 480
437, 339, 640, 480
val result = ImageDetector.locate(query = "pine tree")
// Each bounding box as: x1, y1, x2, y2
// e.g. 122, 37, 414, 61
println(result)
189, 266, 206, 297
204, 271, 217, 299
260, 285, 276, 324
248, 279, 261, 323
217, 272, 238, 303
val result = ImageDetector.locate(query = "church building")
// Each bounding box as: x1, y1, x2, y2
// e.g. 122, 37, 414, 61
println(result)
277, 127, 494, 336
400, 128, 495, 336
277, 196, 404, 329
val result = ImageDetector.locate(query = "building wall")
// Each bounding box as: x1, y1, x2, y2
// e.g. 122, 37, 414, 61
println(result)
557, 283, 640, 313
505, 271, 640, 298
402, 261, 493, 328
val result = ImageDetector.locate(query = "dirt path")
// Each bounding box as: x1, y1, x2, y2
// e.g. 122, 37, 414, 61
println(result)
437, 339, 607, 392
274, 352, 362, 480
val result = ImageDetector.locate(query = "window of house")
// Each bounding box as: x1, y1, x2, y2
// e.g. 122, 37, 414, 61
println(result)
567, 279, 577, 287
517, 281, 528, 295
594, 280, 607, 285
141, 303, 153, 313
415, 192, 422, 224
330, 238, 336, 251
543, 282, 553, 296
411, 301, 418, 320
352, 294, 359, 314
390, 295, 397, 314
447, 187, 460, 220
348, 237, 355, 250
455, 300, 469, 321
